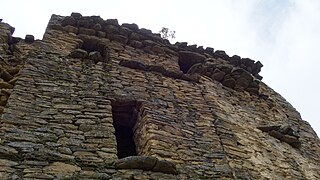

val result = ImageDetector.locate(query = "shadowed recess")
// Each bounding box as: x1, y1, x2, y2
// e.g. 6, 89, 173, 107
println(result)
112, 100, 140, 159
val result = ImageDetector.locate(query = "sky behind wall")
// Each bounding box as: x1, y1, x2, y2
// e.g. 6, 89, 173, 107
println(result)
1, 0, 319, 136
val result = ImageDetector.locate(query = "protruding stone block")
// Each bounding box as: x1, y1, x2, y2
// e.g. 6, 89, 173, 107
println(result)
61, 16, 76, 26
25, 35, 34, 43
122, 23, 139, 31
68, 48, 88, 58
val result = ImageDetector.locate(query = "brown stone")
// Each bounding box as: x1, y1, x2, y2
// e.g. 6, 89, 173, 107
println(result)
179, 51, 206, 64
104, 25, 119, 34
152, 159, 178, 174
71, 12, 82, 19
114, 156, 157, 170
205, 47, 214, 54
122, 23, 139, 31
77, 34, 100, 50
43, 162, 81, 174
129, 40, 143, 48
68, 48, 88, 58
215, 50, 229, 59
105, 19, 119, 26
63, 25, 78, 34
130, 32, 144, 41
119, 27, 132, 36
0, 69, 13, 81
216, 64, 233, 74
0, 81, 13, 89
186, 63, 204, 74
61, 16, 76, 26
139, 28, 152, 35
151, 45, 165, 54
93, 23, 102, 31
88, 51, 103, 63
222, 77, 236, 89
211, 69, 225, 82
25, 35, 34, 43
269, 130, 283, 140
234, 77, 251, 90
73, 151, 103, 163
7, 67, 20, 76
281, 135, 299, 145
0, 95, 8, 106
0, 159, 18, 166
107, 34, 128, 44
97, 31, 106, 38
78, 28, 96, 36
77, 19, 90, 28
143, 40, 157, 47
8, 77, 18, 85
0, 89, 11, 96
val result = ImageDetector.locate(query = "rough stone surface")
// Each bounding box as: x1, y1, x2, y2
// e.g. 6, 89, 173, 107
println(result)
0, 13, 319, 180
115, 156, 157, 170
24, 34, 35, 43
69, 48, 88, 58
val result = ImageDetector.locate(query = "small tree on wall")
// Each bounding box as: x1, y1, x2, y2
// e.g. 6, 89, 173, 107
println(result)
159, 27, 176, 41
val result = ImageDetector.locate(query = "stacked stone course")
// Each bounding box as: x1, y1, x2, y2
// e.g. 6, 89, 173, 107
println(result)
0, 13, 319, 179
47, 13, 265, 96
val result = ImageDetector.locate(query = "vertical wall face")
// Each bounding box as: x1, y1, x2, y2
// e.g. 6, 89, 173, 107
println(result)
0, 13, 319, 180
0, 21, 25, 118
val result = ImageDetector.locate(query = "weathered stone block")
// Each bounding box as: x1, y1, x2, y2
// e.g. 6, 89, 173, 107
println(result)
25, 35, 35, 43
78, 27, 96, 36
122, 23, 139, 31
211, 69, 225, 82
107, 34, 128, 44
61, 16, 76, 26
104, 25, 119, 34
68, 48, 88, 58
63, 26, 78, 35
105, 19, 119, 26
153, 159, 178, 174
43, 162, 81, 174
129, 40, 143, 48
88, 51, 103, 63
222, 77, 236, 89
115, 156, 157, 170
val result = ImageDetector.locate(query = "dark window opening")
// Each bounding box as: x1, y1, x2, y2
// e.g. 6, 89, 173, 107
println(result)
178, 56, 203, 74
112, 100, 141, 159
80, 40, 108, 63
178, 59, 196, 74
178, 51, 206, 74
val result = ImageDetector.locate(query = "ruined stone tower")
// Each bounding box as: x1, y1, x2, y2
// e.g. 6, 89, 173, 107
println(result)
0, 13, 319, 179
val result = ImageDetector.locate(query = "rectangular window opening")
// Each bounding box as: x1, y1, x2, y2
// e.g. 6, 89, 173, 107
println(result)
111, 100, 141, 159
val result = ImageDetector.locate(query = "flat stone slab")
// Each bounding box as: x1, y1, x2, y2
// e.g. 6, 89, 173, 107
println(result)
114, 156, 177, 174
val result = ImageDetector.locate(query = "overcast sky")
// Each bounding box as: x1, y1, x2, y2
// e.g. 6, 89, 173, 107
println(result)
1, 0, 319, 136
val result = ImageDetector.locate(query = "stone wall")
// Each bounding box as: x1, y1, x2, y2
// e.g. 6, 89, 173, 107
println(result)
0, 13, 319, 179
0, 21, 26, 118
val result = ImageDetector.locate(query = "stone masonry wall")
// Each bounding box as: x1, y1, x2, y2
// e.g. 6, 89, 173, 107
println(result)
0, 13, 319, 179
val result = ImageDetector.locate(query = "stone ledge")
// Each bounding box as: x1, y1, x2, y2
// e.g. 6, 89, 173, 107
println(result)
114, 156, 178, 175
119, 59, 199, 82
258, 124, 301, 148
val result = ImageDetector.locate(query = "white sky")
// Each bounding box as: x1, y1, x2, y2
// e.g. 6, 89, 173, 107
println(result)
1, 0, 319, 136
